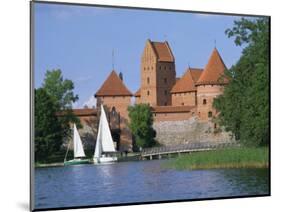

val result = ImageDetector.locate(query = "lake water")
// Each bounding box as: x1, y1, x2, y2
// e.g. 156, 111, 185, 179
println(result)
34, 160, 269, 209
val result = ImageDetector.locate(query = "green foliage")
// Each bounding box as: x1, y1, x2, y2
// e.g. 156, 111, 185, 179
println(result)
128, 104, 156, 149
35, 88, 63, 162
42, 69, 82, 137
167, 147, 269, 170
213, 17, 269, 147
43, 69, 78, 110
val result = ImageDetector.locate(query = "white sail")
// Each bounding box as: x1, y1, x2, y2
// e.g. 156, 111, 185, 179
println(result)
94, 117, 102, 158
94, 105, 116, 159
73, 124, 86, 158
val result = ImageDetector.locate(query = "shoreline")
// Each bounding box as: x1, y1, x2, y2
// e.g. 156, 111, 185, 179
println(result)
165, 147, 269, 170
35, 154, 142, 168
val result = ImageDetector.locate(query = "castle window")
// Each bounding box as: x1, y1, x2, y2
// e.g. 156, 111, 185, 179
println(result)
169, 66, 172, 70
214, 123, 217, 129
144, 67, 146, 70
164, 102, 167, 106
164, 66, 166, 70
164, 78, 167, 83
147, 77, 150, 84
181, 102, 184, 106
151, 66, 153, 70
208, 111, 213, 118
147, 67, 150, 70
159, 66, 161, 70
203, 99, 207, 105
147, 90, 150, 96
164, 90, 168, 95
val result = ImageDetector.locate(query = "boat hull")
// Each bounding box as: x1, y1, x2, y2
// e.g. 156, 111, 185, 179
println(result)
93, 157, 118, 164
64, 158, 90, 166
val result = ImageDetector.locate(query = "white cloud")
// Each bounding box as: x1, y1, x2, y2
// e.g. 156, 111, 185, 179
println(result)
83, 95, 97, 108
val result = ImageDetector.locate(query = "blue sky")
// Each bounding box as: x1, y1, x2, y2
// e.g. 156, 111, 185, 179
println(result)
34, 3, 248, 108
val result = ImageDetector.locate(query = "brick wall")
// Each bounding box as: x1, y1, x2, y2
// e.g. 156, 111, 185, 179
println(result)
196, 85, 224, 121
153, 111, 193, 122
171, 91, 197, 106
96, 96, 132, 151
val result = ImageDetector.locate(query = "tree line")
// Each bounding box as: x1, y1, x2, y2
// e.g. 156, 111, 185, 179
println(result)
213, 17, 269, 147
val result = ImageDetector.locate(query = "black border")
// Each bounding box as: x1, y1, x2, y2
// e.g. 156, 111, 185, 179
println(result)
30, 1, 271, 211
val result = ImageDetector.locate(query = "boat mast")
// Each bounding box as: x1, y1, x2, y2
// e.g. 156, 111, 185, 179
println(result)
64, 123, 73, 162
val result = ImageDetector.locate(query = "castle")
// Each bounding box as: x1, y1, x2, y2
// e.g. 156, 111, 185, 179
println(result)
72, 39, 230, 151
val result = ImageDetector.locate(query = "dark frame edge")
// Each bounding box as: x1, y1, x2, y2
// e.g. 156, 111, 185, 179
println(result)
30, 1, 35, 211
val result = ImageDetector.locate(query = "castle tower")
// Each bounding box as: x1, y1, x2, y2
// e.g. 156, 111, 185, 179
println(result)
196, 48, 229, 121
95, 70, 133, 151
171, 67, 203, 106
138, 39, 176, 106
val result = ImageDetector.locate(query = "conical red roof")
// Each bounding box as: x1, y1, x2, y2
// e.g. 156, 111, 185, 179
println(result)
196, 48, 229, 86
171, 68, 203, 93
95, 70, 132, 97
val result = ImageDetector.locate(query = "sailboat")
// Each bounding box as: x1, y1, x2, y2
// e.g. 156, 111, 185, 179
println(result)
93, 105, 118, 164
64, 123, 90, 166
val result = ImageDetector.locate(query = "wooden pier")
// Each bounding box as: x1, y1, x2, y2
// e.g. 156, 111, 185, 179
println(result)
141, 142, 239, 160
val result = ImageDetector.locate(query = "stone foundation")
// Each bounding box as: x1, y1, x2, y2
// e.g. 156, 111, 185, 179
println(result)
153, 116, 235, 146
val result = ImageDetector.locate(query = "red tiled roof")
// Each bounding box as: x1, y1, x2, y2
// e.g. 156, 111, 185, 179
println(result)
95, 70, 133, 97
57, 108, 97, 117
196, 48, 229, 86
151, 105, 195, 113
171, 68, 203, 93
149, 40, 174, 62
134, 88, 141, 97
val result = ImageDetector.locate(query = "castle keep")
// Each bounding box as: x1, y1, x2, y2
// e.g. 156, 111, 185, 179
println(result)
73, 39, 230, 151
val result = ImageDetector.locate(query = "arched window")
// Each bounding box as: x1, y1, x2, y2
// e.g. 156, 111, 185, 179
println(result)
164, 78, 167, 83
147, 90, 150, 96
203, 99, 207, 105
208, 111, 213, 118
147, 77, 150, 84
181, 102, 184, 106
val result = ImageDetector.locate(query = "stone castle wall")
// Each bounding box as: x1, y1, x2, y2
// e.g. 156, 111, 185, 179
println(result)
153, 117, 235, 146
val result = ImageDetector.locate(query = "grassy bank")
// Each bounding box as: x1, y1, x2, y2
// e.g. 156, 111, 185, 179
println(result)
166, 147, 269, 170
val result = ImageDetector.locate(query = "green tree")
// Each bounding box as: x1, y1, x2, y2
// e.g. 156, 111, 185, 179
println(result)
213, 17, 269, 147
35, 88, 63, 162
128, 104, 156, 150
43, 69, 79, 109
42, 69, 81, 138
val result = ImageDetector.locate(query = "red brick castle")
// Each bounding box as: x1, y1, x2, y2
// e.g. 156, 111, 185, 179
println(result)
74, 39, 229, 151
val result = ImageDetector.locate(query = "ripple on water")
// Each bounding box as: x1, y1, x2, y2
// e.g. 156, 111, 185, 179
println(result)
34, 161, 269, 209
